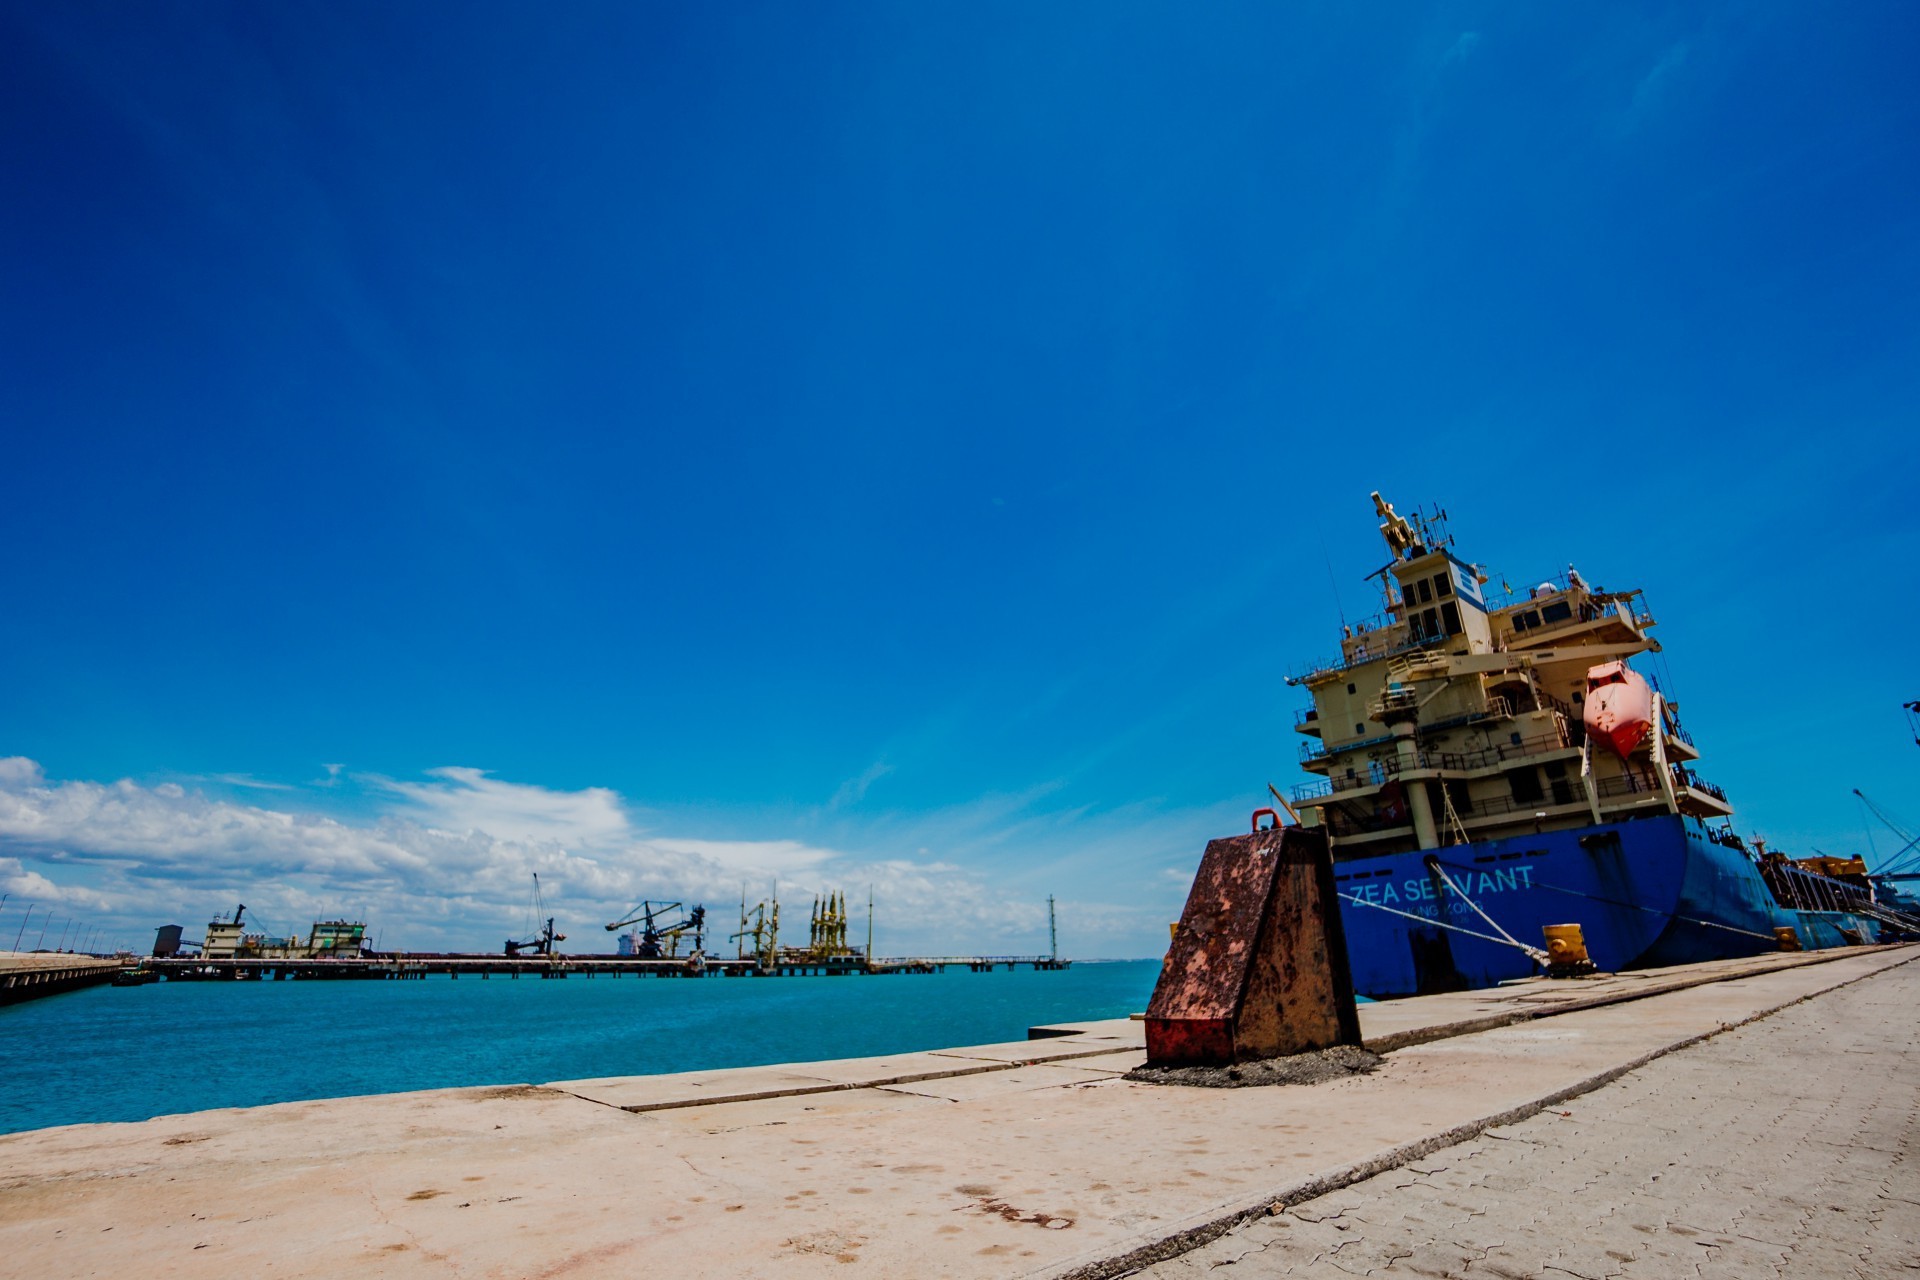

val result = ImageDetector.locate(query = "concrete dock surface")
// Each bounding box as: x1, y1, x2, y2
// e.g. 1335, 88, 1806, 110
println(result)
0, 946, 1913, 1278
1140, 951, 1920, 1279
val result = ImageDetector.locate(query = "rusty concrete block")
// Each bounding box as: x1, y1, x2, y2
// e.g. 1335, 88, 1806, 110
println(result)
1145, 825, 1360, 1066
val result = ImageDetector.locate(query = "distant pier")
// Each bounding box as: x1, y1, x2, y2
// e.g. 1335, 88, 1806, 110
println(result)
0, 952, 125, 1005
131, 953, 1071, 982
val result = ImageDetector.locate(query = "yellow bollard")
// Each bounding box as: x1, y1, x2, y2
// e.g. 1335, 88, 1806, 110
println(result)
1774, 926, 1802, 952
1542, 923, 1595, 977
1543, 923, 1588, 964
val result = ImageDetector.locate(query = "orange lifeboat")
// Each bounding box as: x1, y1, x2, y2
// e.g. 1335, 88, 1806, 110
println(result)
1583, 661, 1653, 760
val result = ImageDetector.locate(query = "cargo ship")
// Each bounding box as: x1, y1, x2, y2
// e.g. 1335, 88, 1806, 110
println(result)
1283, 495, 1909, 998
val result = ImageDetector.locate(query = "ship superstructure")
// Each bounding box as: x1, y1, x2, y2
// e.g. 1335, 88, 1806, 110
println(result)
1290, 495, 1729, 857
199, 904, 367, 961
1286, 496, 1894, 997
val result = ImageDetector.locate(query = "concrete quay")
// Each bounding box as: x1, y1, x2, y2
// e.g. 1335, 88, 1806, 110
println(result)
0, 946, 1912, 1279
1140, 950, 1920, 1279
0, 950, 123, 1006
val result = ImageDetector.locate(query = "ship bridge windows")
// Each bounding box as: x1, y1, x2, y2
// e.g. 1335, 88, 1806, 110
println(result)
1511, 598, 1573, 634
1402, 572, 1454, 606
1408, 603, 1465, 643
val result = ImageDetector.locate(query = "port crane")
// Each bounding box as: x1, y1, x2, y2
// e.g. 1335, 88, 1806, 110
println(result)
606, 900, 706, 958
1856, 790, 1920, 884
504, 873, 566, 956
730, 895, 778, 967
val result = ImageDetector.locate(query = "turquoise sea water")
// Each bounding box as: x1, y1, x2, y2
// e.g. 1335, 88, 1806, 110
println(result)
0, 960, 1161, 1135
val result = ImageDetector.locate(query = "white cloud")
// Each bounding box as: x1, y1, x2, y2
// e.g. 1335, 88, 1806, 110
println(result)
646, 836, 837, 878
0, 757, 45, 789
374, 766, 631, 848
829, 761, 893, 810
202, 773, 297, 792
1, 857, 113, 911
0, 758, 1170, 957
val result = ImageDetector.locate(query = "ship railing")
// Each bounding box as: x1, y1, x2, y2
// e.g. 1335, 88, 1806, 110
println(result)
1482, 577, 1655, 630
1288, 633, 1436, 684
1482, 573, 1572, 612
1424, 729, 1573, 774
1583, 771, 1669, 803
1307, 757, 1415, 800
1447, 771, 1655, 822
1538, 690, 1576, 723
1446, 790, 1567, 822
1309, 765, 1673, 829
1672, 768, 1727, 802
1300, 726, 1576, 796
1292, 778, 1337, 803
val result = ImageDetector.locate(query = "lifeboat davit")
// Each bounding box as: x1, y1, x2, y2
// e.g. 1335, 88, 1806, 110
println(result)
1583, 661, 1653, 760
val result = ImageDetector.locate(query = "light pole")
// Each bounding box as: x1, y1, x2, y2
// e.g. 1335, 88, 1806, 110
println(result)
36, 915, 56, 951
56, 919, 72, 952
12, 904, 35, 952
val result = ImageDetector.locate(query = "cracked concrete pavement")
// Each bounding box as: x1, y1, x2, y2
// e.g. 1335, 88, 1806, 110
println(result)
1134, 953, 1920, 1279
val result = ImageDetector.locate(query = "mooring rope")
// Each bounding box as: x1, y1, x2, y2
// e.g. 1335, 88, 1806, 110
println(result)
1335, 892, 1543, 958
1423, 857, 1551, 963
1428, 857, 1781, 943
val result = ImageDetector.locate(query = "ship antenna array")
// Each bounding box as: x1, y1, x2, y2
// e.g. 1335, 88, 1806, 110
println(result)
1413, 503, 1454, 552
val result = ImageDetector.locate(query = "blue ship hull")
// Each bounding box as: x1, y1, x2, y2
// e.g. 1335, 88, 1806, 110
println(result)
1335, 814, 1878, 999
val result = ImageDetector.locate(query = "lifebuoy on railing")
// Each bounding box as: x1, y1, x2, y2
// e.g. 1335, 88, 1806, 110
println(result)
1252, 807, 1281, 832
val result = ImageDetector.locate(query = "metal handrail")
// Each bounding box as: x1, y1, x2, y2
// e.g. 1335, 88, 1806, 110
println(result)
1298, 727, 1576, 800
1288, 633, 1435, 684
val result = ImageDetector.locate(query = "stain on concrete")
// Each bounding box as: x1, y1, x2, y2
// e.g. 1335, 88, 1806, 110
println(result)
1125, 1044, 1381, 1088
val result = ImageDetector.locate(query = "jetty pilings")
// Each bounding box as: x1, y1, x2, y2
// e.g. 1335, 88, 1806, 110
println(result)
0, 952, 125, 1006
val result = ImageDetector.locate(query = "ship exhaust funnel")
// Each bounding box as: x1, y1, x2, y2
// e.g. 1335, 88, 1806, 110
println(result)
1144, 825, 1361, 1067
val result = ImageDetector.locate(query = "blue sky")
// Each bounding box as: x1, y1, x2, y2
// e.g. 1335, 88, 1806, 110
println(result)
2, 3, 1915, 957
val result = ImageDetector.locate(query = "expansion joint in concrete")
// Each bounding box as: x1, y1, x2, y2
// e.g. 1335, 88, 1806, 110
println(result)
1047, 951, 1920, 1280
